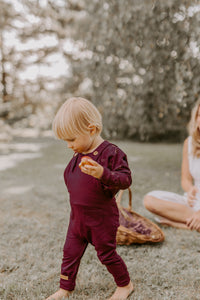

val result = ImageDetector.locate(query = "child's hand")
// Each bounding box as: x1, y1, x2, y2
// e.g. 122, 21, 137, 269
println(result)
187, 186, 199, 207
79, 156, 94, 168
79, 157, 103, 179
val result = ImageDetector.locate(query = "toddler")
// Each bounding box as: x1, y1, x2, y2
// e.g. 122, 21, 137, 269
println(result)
46, 97, 134, 300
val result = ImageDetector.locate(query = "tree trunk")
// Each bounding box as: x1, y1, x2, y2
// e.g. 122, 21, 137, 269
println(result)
0, 32, 8, 102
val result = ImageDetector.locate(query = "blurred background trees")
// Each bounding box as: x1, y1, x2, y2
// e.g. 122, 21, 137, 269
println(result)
0, 0, 200, 141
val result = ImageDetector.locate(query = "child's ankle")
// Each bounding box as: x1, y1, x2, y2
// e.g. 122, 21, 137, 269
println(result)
45, 288, 72, 300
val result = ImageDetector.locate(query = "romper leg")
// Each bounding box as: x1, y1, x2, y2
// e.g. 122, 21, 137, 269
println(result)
95, 242, 130, 287
60, 233, 88, 291
91, 209, 130, 287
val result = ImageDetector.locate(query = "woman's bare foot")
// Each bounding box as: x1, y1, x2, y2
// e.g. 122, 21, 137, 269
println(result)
45, 288, 71, 300
108, 281, 134, 300
158, 217, 189, 229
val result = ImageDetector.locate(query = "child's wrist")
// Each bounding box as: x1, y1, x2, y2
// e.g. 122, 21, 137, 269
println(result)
99, 166, 104, 178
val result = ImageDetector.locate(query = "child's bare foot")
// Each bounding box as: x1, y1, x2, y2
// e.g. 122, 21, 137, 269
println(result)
45, 288, 71, 300
108, 281, 134, 300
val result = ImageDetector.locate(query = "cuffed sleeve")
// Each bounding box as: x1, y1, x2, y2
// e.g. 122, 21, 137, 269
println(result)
101, 164, 132, 190
99, 145, 132, 195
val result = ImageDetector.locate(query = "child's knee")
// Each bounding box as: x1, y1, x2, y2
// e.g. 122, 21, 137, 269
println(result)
97, 247, 117, 265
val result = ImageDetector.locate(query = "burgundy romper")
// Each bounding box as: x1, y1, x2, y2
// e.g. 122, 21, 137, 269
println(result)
60, 141, 132, 291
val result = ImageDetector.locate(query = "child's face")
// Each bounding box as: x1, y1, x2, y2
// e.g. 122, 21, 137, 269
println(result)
65, 131, 94, 154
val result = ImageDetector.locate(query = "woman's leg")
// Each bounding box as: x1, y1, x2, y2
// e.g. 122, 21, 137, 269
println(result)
143, 194, 194, 228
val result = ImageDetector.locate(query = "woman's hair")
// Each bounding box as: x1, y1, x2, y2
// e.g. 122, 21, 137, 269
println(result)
52, 97, 102, 140
188, 99, 200, 157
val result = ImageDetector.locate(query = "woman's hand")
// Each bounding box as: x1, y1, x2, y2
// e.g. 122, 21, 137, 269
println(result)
187, 186, 199, 207
80, 158, 104, 179
186, 210, 200, 231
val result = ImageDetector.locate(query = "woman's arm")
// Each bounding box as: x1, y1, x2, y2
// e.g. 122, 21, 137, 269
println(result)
181, 138, 193, 192
181, 138, 199, 207
181, 138, 200, 230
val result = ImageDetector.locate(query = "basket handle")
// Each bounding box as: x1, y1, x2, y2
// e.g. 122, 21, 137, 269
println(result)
116, 187, 132, 210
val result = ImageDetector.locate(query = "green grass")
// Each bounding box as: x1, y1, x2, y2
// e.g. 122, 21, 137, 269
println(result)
0, 137, 199, 300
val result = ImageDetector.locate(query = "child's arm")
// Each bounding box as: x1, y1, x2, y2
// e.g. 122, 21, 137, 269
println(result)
80, 146, 132, 190
100, 152, 132, 190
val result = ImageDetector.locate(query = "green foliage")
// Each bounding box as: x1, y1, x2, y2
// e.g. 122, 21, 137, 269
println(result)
69, 0, 200, 141
1, 0, 200, 141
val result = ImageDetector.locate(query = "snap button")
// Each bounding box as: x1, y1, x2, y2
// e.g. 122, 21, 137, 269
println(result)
93, 151, 98, 155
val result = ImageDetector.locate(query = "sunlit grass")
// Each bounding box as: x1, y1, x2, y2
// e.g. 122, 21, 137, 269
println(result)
0, 137, 199, 300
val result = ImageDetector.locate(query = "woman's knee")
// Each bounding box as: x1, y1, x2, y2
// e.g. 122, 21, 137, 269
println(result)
143, 194, 156, 211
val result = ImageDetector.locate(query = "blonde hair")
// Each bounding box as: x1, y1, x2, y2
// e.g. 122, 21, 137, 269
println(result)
52, 97, 102, 140
188, 99, 200, 157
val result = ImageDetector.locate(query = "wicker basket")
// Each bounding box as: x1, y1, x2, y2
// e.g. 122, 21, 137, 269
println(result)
116, 188, 165, 245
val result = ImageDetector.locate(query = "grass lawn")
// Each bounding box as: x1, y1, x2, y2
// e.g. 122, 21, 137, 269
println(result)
0, 137, 199, 300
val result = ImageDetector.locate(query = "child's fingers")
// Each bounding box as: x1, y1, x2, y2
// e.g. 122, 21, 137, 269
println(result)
80, 165, 97, 174
79, 166, 87, 174
80, 165, 92, 172
83, 165, 95, 171
80, 164, 103, 179
87, 160, 99, 166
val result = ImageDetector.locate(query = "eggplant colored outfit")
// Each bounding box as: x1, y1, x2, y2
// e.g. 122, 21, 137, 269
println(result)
60, 141, 132, 291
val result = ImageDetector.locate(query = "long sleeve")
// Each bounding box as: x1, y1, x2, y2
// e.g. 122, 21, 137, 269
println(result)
63, 141, 132, 205
99, 144, 132, 197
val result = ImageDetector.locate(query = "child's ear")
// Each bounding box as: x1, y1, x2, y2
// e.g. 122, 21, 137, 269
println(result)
88, 124, 96, 135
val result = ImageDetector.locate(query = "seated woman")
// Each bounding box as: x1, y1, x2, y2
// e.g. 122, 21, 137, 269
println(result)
143, 99, 200, 232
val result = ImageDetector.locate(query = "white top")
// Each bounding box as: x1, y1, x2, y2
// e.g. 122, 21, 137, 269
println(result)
188, 136, 200, 189
147, 136, 200, 211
